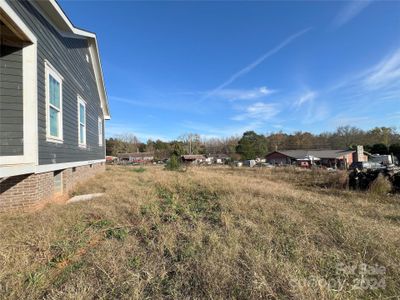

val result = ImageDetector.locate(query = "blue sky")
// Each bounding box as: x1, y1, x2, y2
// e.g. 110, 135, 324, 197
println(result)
60, 0, 400, 141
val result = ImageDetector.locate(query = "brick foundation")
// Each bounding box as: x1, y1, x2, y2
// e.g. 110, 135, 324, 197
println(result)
0, 162, 105, 212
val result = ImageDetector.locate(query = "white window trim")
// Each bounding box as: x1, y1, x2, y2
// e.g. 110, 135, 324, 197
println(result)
45, 60, 64, 143
78, 96, 87, 148
98, 117, 103, 146
0, 1, 38, 166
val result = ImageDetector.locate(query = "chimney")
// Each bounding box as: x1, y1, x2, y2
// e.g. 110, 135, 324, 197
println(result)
355, 145, 365, 162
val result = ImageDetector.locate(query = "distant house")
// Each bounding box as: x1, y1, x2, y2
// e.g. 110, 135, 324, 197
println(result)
205, 154, 230, 164
0, 0, 109, 211
214, 154, 230, 164
118, 152, 154, 163
106, 156, 118, 163
181, 155, 206, 164
266, 149, 362, 169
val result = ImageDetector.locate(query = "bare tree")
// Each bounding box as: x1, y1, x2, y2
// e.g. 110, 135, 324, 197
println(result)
178, 133, 201, 154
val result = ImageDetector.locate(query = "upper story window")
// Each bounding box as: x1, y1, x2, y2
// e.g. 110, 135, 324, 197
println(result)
98, 117, 103, 146
45, 61, 63, 143
78, 96, 86, 148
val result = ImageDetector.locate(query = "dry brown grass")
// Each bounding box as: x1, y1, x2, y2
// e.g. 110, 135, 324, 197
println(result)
369, 174, 393, 196
0, 165, 399, 299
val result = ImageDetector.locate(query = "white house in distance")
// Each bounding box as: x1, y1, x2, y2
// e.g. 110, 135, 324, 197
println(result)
0, 0, 110, 211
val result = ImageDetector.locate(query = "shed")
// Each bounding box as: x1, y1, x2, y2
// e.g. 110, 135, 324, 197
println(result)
118, 152, 154, 163
181, 155, 206, 164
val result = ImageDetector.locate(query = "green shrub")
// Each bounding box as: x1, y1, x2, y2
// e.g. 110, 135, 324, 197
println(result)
127, 256, 141, 270
165, 155, 181, 171
132, 167, 146, 173
105, 228, 129, 241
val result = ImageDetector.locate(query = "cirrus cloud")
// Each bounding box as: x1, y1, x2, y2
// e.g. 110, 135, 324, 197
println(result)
213, 86, 275, 101
294, 90, 317, 107
363, 48, 400, 90
332, 0, 373, 28
232, 102, 280, 121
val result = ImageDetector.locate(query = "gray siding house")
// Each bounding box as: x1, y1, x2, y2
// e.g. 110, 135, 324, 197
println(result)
0, 0, 110, 211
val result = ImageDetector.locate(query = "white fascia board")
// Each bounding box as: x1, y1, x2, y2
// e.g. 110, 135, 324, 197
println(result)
88, 38, 110, 120
0, 159, 106, 178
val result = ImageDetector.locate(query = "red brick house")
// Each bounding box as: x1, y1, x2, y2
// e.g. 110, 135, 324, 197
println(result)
265, 149, 358, 169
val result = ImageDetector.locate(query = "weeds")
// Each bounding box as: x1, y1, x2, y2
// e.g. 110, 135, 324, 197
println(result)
105, 227, 129, 241
0, 165, 399, 299
369, 173, 392, 195
132, 167, 146, 173
127, 256, 141, 270
53, 261, 85, 288
26, 272, 44, 287
89, 219, 113, 229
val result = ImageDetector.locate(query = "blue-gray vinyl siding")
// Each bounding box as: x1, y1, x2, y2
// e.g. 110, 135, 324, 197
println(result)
6, 0, 105, 165
0, 45, 24, 156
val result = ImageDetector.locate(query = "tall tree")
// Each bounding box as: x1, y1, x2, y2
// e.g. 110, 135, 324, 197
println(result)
389, 144, 400, 159
368, 127, 397, 146
267, 131, 288, 151
370, 143, 389, 155
236, 131, 268, 160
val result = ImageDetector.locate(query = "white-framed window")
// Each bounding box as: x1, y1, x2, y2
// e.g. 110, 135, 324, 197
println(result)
77, 96, 87, 148
45, 61, 63, 143
98, 117, 103, 146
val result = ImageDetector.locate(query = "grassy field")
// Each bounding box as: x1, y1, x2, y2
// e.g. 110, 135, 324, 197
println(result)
0, 165, 399, 299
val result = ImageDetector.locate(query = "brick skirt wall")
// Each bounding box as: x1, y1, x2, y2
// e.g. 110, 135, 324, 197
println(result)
0, 162, 105, 212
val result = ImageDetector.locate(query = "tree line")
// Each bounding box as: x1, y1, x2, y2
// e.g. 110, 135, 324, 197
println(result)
106, 126, 400, 160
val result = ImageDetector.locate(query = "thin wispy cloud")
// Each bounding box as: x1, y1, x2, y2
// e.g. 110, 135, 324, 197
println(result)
332, 0, 373, 28
110, 95, 189, 112
329, 115, 371, 128
363, 48, 400, 90
302, 47, 400, 127
106, 122, 169, 141
176, 86, 274, 101
213, 86, 275, 101
200, 27, 312, 103
232, 102, 280, 122
294, 90, 317, 107
327, 46, 400, 104
303, 102, 329, 125
386, 111, 400, 120
182, 120, 263, 137
111, 96, 146, 106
